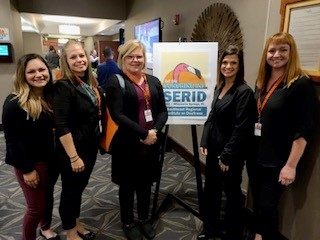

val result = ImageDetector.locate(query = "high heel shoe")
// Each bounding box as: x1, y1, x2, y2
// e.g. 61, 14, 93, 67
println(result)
39, 229, 61, 240
77, 230, 96, 240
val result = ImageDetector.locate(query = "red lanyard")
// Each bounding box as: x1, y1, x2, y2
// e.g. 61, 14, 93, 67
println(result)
138, 80, 151, 108
257, 76, 283, 121
124, 71, 151, 108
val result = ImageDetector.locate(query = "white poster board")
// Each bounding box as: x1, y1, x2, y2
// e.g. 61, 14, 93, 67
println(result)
153, 42, 218, 125
0, 27, 10, 42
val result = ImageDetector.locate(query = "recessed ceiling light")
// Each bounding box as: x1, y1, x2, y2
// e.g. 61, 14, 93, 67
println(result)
58, 25, 80, 35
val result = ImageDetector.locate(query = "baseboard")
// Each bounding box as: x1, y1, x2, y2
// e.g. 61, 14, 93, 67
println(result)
167, 136, 206, 174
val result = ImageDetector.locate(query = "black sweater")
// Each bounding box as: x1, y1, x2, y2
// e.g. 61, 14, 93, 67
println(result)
2, 94, 54, 173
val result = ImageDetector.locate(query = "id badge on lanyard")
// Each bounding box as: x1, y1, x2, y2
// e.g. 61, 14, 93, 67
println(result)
255, 76, 283, 137
254, 122, 262, 136
144, 109, 153, 122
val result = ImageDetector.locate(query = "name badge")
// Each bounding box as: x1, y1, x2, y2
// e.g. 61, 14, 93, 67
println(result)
99, 120, 102, 134
144, 109, 153, 122
254, 123, 262, 136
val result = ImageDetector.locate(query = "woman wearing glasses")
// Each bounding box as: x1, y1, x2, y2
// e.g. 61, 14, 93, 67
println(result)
105, 39, 168, 240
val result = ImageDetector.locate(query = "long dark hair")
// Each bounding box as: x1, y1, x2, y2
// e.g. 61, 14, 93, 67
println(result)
217, 45, 245, 89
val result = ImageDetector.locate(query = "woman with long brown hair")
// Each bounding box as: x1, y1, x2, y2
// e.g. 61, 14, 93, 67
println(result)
198, 45, 255, 240
2, 54, 59, 240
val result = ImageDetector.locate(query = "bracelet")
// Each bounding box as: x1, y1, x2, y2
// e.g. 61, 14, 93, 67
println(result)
70, 155, 78, 159
71, 157, 80, 163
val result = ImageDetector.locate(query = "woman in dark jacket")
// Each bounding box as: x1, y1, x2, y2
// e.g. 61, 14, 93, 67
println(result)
53, 40, 104, 240
198, 46, 255, 240
105, 39, 168, 240
2, 54, 60, 240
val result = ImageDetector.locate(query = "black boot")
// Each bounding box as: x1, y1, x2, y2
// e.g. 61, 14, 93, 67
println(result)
139, 220, 156, 239
123, 223, 143, 240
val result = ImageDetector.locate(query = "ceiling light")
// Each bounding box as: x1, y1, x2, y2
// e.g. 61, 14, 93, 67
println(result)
42, 15, 101, 25
58, 25, 80, 35
58, 38, 69, 44
22, 25, 39, 33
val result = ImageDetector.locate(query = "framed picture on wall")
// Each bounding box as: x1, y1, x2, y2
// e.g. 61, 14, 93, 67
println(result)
280, 0, 320, 82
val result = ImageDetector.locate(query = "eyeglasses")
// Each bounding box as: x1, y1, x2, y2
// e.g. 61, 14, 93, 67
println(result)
125, 55, 144, 61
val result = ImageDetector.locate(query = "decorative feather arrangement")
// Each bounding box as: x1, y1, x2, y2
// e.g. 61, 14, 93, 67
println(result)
191, 3, 243, 62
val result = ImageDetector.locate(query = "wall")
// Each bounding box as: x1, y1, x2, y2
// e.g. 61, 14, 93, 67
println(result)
0, 0, 23, 121
83, 36, 95, 56
125, 0, 281, 190
125, 0, 280, 152
15, 0, 126, 20
22, 32, 43, 56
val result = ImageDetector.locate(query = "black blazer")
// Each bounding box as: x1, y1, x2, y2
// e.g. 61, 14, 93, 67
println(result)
200, 82, 255, 165
53, 79, 105, 160
105, 73, 168, 184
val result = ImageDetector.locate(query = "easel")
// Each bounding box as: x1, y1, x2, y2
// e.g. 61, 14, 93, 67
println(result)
151, 124, 204, 222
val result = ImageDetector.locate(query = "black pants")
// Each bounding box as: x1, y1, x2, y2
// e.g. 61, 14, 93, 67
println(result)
202, 157, 244, 239
59, 152, 97, 230
41, 159, 60, 230
254, 165, 284, 240
119, 183, 152, 224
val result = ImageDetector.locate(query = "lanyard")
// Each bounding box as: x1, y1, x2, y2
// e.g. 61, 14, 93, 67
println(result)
257, 76, 283, 121
136, 79, 151, 108
76, 76, 102, 116
124, 71, 151, 108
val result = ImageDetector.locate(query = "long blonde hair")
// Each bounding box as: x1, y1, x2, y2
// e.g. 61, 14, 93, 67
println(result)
59, 40, 98, 87
256, 32, 306, 90
13, 54, 53, 120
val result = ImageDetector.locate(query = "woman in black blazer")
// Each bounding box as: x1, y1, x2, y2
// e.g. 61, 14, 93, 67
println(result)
198, 46, 255, 240
105, 39, 167, 240
53, 40, 104, 240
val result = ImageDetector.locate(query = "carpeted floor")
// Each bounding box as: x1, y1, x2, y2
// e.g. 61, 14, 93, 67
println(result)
0, 132, 206, 240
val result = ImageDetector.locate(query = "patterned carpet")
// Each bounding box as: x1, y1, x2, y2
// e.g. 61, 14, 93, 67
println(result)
0, 132, 205, 240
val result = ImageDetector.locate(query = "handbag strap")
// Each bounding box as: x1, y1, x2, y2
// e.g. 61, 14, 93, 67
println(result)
115, 74, 125, 94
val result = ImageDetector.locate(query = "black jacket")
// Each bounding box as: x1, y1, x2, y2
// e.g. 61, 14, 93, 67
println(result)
105, 73, 168, 185
200, 82, 256, 165
53, 79, 105, 162
255, 76, 318, 167
2, 94, 54, 173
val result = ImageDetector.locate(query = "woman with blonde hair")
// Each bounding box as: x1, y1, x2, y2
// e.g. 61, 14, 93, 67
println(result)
105, 39, 167, 240
53, 40, 104, 240
251, 32, 318, 240
2, 54, 60, 240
